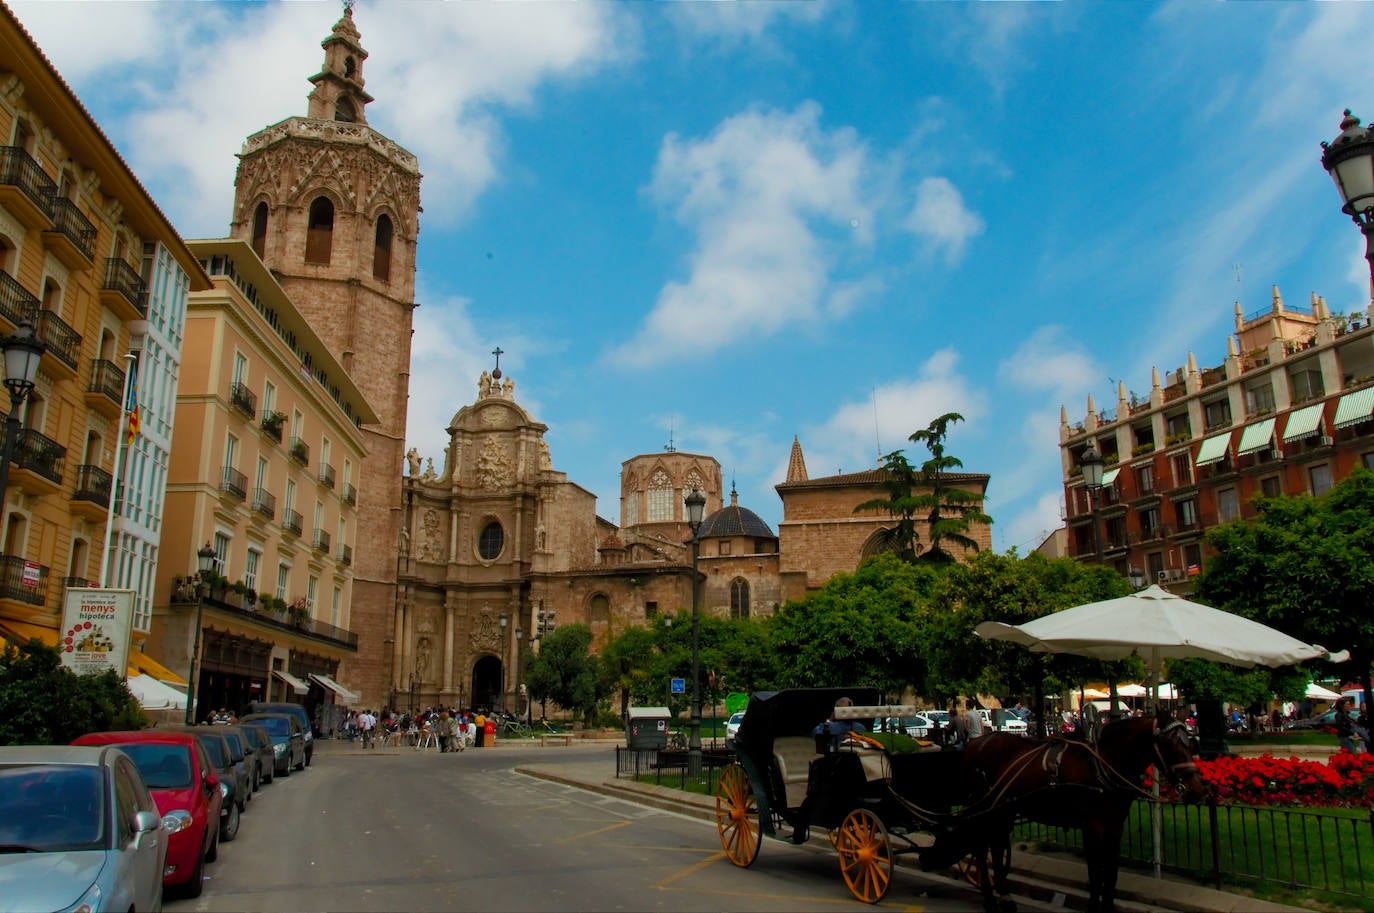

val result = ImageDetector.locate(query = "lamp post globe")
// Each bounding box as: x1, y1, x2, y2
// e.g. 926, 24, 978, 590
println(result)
185, 543, 217, 725
1079, 445, 1106, 566
197, 543, 216, 575
0, 321, 43, 521
1322, 110, 1374, 303
683, 488, 707, 775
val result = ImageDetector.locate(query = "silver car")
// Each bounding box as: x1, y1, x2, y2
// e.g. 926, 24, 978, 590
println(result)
0, 744, 166, 912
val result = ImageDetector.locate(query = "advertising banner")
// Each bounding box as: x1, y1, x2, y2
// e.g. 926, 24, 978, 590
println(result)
58, 588, 136, 677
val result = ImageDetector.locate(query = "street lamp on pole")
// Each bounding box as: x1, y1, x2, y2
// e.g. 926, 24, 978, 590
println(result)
499, 612, 509, 711
184, 542, 217, 725
0, 322, 43, 517
515, 626, 525, 724
1322, 110, 1374, 308
684, 487, 706, 776
1079, 445, 1105, 566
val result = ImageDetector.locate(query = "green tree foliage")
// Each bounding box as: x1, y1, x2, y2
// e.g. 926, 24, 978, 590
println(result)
0, 639, 147, 745
523, 624, 606, 727
600, 624, 659, 719
856, 413, 993, 564
1164, 657, 1308, 712
1197, 467, 1374, 713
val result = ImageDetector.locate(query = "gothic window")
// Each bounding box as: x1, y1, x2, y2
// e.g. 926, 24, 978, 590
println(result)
373, 214, 393, 282
335, 97, 356, 123
305, 196, 334, 265
478, 521, 504, 560
685, 470, 704, 491
730, 578, 750, 619
589, 593, 609, 625
646, 470, 672, 521
344, 56, 356, 78
623, 491, 638, 527
251, 202, 268, 259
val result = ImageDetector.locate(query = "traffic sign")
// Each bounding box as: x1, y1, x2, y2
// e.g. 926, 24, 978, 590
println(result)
670, 677, 686, 694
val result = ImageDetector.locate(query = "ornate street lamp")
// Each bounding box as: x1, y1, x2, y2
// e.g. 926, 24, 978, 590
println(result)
684, 487, 707, 776
1321, 110, 1374, 304
515, 625, 526, 724
0, 322, 43, 516
184, 542, 217, 725
1079, 445, 1105, 566
499, 612, 509, 712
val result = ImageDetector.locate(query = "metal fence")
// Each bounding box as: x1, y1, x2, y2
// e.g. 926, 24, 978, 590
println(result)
615, 747, 734, 792
1013, 800, 1374, 901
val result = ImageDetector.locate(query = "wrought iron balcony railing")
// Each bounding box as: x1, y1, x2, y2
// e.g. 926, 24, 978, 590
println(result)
12, 428, 65, 484
0, 146, 56, 216
253, 487, 276, 519
282, 509, 303, 536
49, 198, 96, 261
87, 359, 125, 406
229, 381, 257, 419
101, 258, 148, 317
220, 465, 247, 499
312, 529, 331, 553
73, 464, 112, 507
318, 463, 335, 488
33, 308, 81, 371
0, 269, 38, 327
342, 482, 356, 506
0, 553, 48, 605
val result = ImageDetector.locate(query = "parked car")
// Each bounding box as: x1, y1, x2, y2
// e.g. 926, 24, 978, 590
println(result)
981, 709, 1029, 736
226, 723, 274, 791
241, 712, 306, 777
71, 730, 222, 898
243, 702, 314, 767
169, 729, 244, 843
0, 744, 166, 913
725, 711, 745, 744
1287, 709, 1340, 733
876, 714, 937, 737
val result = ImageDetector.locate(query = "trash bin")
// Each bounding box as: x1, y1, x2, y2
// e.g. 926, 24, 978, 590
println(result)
483, 717, 495, 747
626, 707, 671, 750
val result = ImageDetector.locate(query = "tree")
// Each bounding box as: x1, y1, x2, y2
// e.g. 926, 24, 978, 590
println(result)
522, 624, 606, 727
856, 413, 993, 564
0, 638, 146, 745
600, 625, 660, 720
1196, 468, 1374, 715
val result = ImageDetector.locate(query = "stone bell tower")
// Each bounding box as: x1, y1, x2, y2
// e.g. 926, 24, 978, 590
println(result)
228, 3, 422, 708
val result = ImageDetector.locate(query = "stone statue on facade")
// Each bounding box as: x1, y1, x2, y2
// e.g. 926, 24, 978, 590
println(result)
406, 447, 421, 477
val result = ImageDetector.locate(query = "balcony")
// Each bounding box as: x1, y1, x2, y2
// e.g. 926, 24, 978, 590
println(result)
33, 308, 81, 377
0, 269, 38, 328
0, 147, 55, 230
312, 529, 331, 553
317, 462, 335, 489
71, 464, 112, 520
9, 427, 65, 494
220, 465, 247, 500
260, 411, 285, 443
83, 359, 126, 418
342, 482, 356, 506
282, 509, 303, 537
0, 554, 48, 606
252, 487, 276, 520
289, 437, 309, 467
42, 197, 96, 271
340, 544, 352, 567
61, 576, 91, 603
99, 258, 148, 321
229, 382, 257, 420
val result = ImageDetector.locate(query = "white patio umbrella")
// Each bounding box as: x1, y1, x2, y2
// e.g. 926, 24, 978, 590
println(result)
1304, 682, 1342, 701
126, 673, 188, 712
1116, 683, 1149, 698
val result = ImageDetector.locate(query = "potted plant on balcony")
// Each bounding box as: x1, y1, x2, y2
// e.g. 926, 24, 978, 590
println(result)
261, 410, 286, 436
287, 598, 309, 628
290, 439, 308, 463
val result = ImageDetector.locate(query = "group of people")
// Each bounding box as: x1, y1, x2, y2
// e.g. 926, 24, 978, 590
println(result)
1334, 697, 1369, 754
336, 706, 501, 751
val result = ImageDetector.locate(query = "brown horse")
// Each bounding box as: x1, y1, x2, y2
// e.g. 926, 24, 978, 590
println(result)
951, 708, 1208, 913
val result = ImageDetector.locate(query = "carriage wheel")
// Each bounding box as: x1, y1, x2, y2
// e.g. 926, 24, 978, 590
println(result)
715, 764, 761, 868
836, 808, 892, 904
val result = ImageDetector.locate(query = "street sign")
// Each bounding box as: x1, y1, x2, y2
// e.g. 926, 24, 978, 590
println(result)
670, 677, 685, 694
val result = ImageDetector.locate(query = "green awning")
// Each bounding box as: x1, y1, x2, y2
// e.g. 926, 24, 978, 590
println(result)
1100, 467, 1120, 486
1333, 387, 1374, 430
1281, 403, 1325, 441
1194, 432, 1232, 467
1236, 418, 1276, 456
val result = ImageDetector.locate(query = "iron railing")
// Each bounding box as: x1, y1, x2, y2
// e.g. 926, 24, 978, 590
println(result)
260, 411, 285, 442
253, 488, 276, 519
318, 463, 335, 488
33, 308, 81, 371
229, 382, 257, 419
342, 482, 356, 506
87, 359, 125, 406
220, 466, 247, 499
12, 428, 64, 484
0, 269, 38, 327
282, 509, 303, 536
73, 464, 112, 507
312, 529, 331, 553
0, 553, 48, 605
48, 198, 96, 261
290, 437, 309, 466
0, 146, 56, 215
101, 258, 148, 316
340, 544, 352, 566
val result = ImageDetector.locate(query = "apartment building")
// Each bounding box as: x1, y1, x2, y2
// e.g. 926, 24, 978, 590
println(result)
0, 5, 207, 660
1060, 288, 1374, 588
148, 238, 375, 717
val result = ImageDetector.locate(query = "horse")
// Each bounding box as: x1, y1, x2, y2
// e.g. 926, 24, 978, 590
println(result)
947, 708, 1208, 913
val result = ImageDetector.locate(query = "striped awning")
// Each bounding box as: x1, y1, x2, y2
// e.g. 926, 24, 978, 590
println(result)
1194, 432, 1232, 467
273, 669, 310, 695
1282, 403, 1325, 442
1333, 387, 1374, 430
1236, 418, 1277, 456
309, 673, 360, 705
1100, 467, 1120, 487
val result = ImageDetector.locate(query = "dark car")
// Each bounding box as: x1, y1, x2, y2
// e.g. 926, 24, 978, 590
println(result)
172, 729, 244, 843
1287, 709, 1340, 732
243, 702, 314, 767
241, 712, 306, 777
226, 723, 274, 790
71, 730, 223, 898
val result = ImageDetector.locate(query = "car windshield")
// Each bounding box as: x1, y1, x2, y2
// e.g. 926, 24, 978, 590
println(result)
196, 736, 228, 767
120, 743, 193, 788
221, 732, 245, 761
0, 764, 105, 852
730, 713, 744, 723
248, 716, 290, 736
238, 728, 262, 750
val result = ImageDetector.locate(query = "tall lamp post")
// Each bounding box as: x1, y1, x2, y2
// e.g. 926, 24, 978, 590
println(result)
684, 487, 706, 776
499, 612, 509, 712
515, 625, 525, 724
184, 542, 217, 725
1322, 110, 1374, 305
1079, 445, 1105, 566
0, 322, 43, 514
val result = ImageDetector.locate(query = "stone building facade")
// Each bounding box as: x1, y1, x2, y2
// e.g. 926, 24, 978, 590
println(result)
226, 8, 420, 708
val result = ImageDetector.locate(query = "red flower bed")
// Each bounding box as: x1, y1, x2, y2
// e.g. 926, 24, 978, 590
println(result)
1194, 750, 1374, 808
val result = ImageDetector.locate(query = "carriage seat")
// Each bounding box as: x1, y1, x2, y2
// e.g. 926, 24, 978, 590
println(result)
772, 736, 820, 809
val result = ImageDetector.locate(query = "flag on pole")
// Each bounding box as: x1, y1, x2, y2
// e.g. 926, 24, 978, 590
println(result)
125, 358, 140, 445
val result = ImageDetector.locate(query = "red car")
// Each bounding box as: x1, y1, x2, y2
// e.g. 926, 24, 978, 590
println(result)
71, 730, 223, 897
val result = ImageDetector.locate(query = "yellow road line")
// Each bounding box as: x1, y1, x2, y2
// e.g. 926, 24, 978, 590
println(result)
553, 819, 634, 844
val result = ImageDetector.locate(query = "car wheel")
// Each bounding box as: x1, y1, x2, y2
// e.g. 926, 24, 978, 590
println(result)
281, 760, 291, 777
305, 746, 313, 767
253, 764, 261, 792
220, 801, 240, 842
183, 845, 206, 898
263, 763, 274, 784
294, 754, 305, 771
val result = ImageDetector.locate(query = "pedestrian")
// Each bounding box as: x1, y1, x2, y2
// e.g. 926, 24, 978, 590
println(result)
944, 700, 966, 748
964, 699, 985, 740
1335, 699, 1367, 754
358, 708, 377, 748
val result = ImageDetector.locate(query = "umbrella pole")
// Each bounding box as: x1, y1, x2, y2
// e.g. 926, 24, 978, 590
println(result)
1150, 646, 1161, 879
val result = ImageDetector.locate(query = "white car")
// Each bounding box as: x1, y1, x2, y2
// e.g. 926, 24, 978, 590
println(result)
877, 714, 936, 737
979, 709, 1029, 736
725, 712, 745, 743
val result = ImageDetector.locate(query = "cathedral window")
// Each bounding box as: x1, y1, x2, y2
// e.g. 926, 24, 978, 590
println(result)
305, 196, 334, 264
478, 521, 504, 560
335, 97, 356, 123
251, 202, 268, 259
730, 578, 750, 620
373, 214, 393, 282
646, 470, 672, 522
623, 491, 637, 527
590, 593, 609, 625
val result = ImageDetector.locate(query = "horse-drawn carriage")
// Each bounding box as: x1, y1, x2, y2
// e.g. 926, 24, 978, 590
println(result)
714, 688, 1207, 911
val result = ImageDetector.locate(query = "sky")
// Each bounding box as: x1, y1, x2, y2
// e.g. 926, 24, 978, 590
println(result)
11, 0, 1374, 555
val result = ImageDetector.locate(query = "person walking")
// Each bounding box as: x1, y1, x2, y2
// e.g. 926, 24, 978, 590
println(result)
358, 708, 377, 749
1335, 698, 1367, 754
964, 698, 985, 741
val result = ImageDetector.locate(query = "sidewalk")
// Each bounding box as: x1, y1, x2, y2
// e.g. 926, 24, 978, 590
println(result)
515, 745, 1311, 913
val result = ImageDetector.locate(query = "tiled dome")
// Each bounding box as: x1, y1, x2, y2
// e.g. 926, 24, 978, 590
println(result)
697, 489, 776, 539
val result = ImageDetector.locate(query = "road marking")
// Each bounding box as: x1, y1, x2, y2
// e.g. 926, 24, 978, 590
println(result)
553, 819, 634, 844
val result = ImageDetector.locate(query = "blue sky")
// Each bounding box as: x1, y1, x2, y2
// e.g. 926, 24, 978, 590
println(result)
12, 0, 1374, 553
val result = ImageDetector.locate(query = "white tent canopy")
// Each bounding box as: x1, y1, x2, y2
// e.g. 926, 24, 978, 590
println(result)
1305, 682, 1342, 701
126, 674, 187, 712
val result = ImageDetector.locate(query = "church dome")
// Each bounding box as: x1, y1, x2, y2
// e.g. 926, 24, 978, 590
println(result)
697, 489, 776, 539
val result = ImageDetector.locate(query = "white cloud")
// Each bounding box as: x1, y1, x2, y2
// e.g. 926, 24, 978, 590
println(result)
999, 491, 1067, 556
997, 326, 1099, 400
666, 0, 830, 45
905, 177, 985, 265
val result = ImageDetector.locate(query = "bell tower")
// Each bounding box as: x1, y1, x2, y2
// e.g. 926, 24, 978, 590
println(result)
228, 3, 422, 709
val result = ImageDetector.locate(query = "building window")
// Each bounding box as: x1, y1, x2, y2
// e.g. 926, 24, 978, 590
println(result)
589, 593, 609, 625
718, 541, 731, 556
623, 493, 638, 527
1203, 398, 1231, 430
1176, 498, 1198, 528
1146, 552, 1165, 583
478, 521, 504, 560
730, 579, 750, 619
306, 576, 317, 615
1170, 454, 1192, 488
1364, 452, 1374, 472
644, 601, 657, 619
284, 479, 296, 515
335, 96, 356, 123
1137, 465, 1153, 494
1289, 367, 1324, 403
232, 352, 247, 387
275, 563, 289, 601
373, 214, 392, 282
1140, 507, 1160, 539
1244, 381, 1275, 415
244, 549, 261, 593
332, 587, 341, 627
646, 470, 672, 522
1260, 475, 1282, 498
1183, 543, 1203, 576
1165, 412, 1191, 442
212, 532, 230, 576
1217, 488, 1239, 524
1309, 464, 1333, 497
305, 196, 334, 264
263, 381, 276, 416
251, 202, 268, 259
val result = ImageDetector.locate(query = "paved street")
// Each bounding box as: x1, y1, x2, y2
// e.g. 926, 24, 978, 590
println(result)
165, 740, 993, 912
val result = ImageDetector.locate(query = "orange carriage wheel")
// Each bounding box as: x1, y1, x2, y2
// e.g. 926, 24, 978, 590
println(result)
715, 764, 761, 867
836, 807, 893, 904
